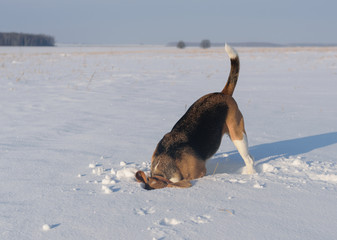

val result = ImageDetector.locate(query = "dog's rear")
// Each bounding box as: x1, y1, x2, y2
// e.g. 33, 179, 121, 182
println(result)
150, 44, 254, 187
222, 44, 255, 175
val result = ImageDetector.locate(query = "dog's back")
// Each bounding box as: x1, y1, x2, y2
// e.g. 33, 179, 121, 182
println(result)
170, 93, 230, 160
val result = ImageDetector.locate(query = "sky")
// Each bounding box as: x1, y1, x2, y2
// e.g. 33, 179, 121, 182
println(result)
1, 0, 337, 45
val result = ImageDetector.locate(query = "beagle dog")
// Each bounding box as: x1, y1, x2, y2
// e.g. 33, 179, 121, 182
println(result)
150, 44, 255, 187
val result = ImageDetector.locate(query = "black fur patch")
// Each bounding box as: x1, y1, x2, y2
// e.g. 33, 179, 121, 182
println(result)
155, 93, 229, 161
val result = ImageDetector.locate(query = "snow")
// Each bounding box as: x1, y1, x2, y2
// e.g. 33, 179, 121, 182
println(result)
1, 46, 337, 239
42, 224, 51, 231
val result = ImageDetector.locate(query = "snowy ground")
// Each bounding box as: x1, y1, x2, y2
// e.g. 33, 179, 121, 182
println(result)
1, 46, 337, 240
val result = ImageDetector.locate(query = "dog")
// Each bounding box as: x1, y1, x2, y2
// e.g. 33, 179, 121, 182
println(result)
149, 44, 255, 187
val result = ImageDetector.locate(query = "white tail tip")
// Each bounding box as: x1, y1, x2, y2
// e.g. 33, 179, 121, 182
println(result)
225, 43, 238, 59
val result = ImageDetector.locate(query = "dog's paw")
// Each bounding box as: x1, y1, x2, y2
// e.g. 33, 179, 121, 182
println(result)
242, 166, 256, 175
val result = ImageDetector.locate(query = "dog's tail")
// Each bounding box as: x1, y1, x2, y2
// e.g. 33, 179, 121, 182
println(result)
221, 44, 240, 96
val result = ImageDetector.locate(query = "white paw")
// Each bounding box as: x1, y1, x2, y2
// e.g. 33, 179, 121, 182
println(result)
242, 166, 256, 175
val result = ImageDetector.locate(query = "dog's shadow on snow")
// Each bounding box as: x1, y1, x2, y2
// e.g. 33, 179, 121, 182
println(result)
206, 132, 337, 175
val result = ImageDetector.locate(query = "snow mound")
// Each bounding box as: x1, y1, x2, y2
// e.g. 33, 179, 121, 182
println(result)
101, 185, 113, 194
101, 175, 116, 185
159, 218, 182, 226
191, 215, 211, 224
262, 156, 337, 184
262, 163, 277, 173
116, 167, 138, 179
92, 166, 104, 175
309, 173, 337, 183
82, 157, 150, 196
253, 182, 265, 189
88, 163, 96, 169
42, 224, 51, 231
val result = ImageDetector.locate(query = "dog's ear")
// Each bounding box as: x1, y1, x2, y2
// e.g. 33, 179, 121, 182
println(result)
135, 170, 192, 190
135, 171, 148, 184
135, 171, 168, 190
148, 177, 168, 189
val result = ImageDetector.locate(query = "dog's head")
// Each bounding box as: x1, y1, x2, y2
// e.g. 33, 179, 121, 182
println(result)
151, 154, 182, 183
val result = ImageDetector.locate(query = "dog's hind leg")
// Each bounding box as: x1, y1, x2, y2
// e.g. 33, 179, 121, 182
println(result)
232, 133, 255, 174
226, 105, 255, 174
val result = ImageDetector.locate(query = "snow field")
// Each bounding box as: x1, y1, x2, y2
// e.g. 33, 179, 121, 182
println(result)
1, 46, 337, 239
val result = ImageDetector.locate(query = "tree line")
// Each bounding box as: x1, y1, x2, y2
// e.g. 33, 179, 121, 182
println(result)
171, 41, 337, 48
0, 32, 55, 46
176, 40, 211, 49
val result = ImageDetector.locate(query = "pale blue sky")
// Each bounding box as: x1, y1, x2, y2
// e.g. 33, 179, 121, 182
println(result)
1, 0, 336, 44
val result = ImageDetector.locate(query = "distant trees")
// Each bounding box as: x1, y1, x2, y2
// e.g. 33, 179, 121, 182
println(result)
0, 32, 55, 46
200, 39, 211, 49
172, 39, 212, 49
176, 41, 186, 49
